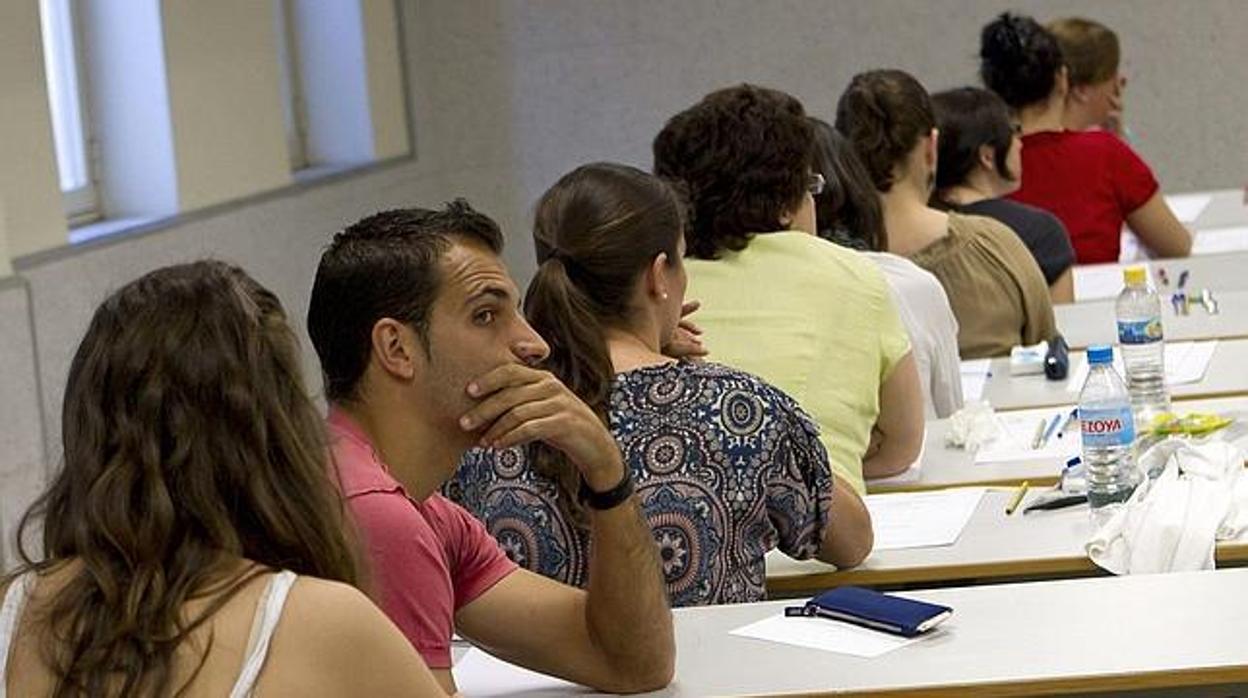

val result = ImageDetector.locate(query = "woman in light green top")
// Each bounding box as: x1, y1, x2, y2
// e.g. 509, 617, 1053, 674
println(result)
653, 84, 925, 494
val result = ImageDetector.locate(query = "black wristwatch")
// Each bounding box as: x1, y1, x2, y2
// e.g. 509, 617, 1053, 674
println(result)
578, 470, 635, 511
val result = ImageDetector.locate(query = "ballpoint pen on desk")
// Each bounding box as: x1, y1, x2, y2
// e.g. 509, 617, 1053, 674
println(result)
1022, 492, 1088, 514
1038, 412, 1062, 449
1178, 270, 1190, 290
1055, 408, 1078, 439
1005, 481, 1030, 516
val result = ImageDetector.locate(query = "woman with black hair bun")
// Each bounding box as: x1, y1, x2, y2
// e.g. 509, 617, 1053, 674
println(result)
980, 12, 1190, 264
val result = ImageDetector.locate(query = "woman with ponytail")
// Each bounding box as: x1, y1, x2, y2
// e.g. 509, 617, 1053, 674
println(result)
451, 163, 872, 606
2, 261, 445, 696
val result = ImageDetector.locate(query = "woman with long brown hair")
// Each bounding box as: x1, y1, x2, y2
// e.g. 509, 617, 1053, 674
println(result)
1, 261, 444, 696
450, 163, 872, 607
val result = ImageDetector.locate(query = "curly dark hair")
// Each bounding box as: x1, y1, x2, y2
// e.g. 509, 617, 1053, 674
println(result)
980, 12, 1065, 109
834, 69, 936, 194
652, 84, 814, 260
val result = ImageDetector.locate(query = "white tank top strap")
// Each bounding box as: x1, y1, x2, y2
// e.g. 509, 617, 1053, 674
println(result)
0, 571, 36, 698
229, 570, 298, 698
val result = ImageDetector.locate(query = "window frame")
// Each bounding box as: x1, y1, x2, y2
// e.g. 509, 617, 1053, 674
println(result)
39, 0, 101, 225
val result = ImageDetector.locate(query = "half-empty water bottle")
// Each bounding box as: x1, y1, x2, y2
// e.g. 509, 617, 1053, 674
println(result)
1079, 345, 1140, 521
1115, 266, 1170, 428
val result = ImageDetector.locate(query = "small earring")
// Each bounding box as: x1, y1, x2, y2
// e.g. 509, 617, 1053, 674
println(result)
661, 292, 669, 300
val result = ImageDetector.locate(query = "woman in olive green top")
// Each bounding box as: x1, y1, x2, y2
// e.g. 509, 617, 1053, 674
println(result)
836, 70, 1056, 359
653, 84, 925, 494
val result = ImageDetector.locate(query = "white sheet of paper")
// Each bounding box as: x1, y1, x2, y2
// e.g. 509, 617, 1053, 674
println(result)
864, 488, 986, 550
1165, 193, 1213, 223
960, 358, 993, 402
453, 648, 580, 697
1065, 341, 1218, 392
869, 428, 926, 487
974, 405, 1080, 464
1193, 226, 1248, 255
1073, 263, 1151, 302
730, 613, 916, 658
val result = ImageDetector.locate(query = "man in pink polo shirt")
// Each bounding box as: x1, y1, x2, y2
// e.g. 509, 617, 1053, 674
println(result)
306, 201, 675, 695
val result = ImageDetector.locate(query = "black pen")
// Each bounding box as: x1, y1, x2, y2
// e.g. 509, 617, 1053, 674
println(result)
1022, 494, 1088, 514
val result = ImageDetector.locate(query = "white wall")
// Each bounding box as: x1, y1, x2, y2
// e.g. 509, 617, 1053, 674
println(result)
0, 279, 45, 566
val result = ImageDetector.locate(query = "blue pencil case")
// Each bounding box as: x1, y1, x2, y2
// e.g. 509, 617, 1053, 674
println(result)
784, 586, 952, 637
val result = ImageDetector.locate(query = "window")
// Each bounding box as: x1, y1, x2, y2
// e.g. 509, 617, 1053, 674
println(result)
39, 0, 98, 223
273, 0, 309, 170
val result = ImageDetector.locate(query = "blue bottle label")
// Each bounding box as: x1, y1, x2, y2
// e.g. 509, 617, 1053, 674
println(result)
1117, 317, 1163, 345
1080, 406, 1136, 448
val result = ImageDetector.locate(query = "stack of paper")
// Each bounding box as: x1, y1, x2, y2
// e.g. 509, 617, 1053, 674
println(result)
454, 648, 578, 697
1193, 226, 1248, 255
863, 488, 986, 551
1074, 264, 1143, 302
960, 358, 993, 402
1164, 193, 1213, 224
974, 406, 1080, 464
730, 613, 918, 658
1065, 341, 1218, 392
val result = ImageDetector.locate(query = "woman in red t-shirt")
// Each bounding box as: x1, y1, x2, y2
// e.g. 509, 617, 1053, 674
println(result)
978, 12, 1191, 264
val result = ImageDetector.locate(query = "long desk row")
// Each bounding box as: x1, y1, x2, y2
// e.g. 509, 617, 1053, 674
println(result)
982, 337, 1248, 411
765, 488, 1248, 594
1056, 289, 1248, 348
458, 569, 1248, 696
872, 395, 1248, 492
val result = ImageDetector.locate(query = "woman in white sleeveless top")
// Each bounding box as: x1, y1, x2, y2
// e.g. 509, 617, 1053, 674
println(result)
0, 262, 445, 696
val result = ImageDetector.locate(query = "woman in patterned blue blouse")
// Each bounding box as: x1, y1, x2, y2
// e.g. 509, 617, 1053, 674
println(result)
448, 163, 872, 606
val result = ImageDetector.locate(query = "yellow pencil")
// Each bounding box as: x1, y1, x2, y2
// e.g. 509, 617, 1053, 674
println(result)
1005, 481, 1030, 516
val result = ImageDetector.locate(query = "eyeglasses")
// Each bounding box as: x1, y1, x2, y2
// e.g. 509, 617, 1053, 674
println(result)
807, 172, 826, 196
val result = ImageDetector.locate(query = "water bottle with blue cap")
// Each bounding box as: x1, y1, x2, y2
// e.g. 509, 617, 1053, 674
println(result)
1079, 345, 1141, 522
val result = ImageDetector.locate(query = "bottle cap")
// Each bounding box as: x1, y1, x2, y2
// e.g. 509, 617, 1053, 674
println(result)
1123, 266, 1147, 286
1087, 345, 1114, 365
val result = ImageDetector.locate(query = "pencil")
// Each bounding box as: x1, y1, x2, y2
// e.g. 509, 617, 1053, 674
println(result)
1005, 481, 1030, 516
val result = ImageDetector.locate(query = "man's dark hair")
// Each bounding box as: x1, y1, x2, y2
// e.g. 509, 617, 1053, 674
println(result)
652, 84, 814, 260
307, 200, 504, 403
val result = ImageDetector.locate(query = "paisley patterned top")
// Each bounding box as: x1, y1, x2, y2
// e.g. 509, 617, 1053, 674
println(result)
447, 360, 835, 606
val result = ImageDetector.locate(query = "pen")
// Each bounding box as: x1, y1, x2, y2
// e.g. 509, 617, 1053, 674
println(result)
1055, 408, 1078, 439
1039, 412, 1062, 448
1005, 481, 1030, 516
1023, 493, 1088, 514
1178, 270, 1189, 290
1030, 419, 1047, 449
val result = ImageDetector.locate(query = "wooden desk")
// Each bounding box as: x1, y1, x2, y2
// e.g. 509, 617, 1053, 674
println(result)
456, 569, 1248, 696
983, 338, 1248, 411
1055, 289, 1248, 349
869, 396, 1248, 493
766, 488, 1248, 594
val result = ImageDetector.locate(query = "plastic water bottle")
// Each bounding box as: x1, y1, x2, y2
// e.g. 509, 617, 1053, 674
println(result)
1079, 345, 1140, 520
1115, 266, 1170, 428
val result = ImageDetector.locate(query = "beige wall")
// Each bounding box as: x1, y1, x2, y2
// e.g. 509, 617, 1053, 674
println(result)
161, 0, 293, 210
0, 0, 67, 259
